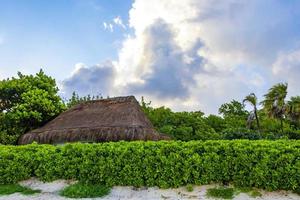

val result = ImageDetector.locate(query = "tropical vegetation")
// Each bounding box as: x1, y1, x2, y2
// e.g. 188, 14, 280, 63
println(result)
1, 140, 299, 193
0, 70, 65, 144
0, 71, 300, 197
0, 71, 300, 144
141, 85, 300, 141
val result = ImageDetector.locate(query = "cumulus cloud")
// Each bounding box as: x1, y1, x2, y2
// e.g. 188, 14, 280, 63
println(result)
61, 61, 115, 97
64, 0, 300, 113
272, 49, 300, 95
124, 19, 204, 99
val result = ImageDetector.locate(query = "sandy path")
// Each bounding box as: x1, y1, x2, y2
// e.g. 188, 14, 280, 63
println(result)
0, 179, 299, 200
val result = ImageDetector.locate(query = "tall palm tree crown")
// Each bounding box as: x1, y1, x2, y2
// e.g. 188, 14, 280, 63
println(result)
243, 93, 260, 129
287, 96, 300, 125
261, 83, 288, 118
261, 83, 288, 132
243, 93, 258, 108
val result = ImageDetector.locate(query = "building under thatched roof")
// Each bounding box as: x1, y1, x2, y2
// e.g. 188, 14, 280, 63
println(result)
18, 96, 170, 144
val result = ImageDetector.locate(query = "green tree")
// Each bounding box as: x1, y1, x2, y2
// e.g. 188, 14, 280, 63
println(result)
219, 100, 248, 129
0, 70, 65, 144
243, 93, 260, 130
205, 115, 226, 133
140, 97, 219, 140
286, 96, 300, 128
261, 83, 288, 132
219, 100, 248, 118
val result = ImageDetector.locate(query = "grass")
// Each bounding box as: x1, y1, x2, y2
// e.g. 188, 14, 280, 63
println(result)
207, 186, 264, 199
238, 187, 262, 198
249, 190, 262, 197
206, 187, 235, 199
0, 184, 41, 195
60, 182, 111, 198
186, 184, 194, 192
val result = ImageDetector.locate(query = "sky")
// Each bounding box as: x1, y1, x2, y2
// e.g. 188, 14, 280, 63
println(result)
1, 0, 300, 114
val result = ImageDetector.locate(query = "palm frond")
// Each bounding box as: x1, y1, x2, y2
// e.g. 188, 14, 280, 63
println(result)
261, 83, 288, 119
243, 93, 257, 107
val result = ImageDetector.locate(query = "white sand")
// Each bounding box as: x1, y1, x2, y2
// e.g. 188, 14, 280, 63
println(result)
0, 178, 299, 200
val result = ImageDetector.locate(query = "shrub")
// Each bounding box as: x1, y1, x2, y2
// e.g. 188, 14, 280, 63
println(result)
222, 128, 262, 140
285, 130, 300, 140
0, 130, 19, 145
0, 140, 300, 192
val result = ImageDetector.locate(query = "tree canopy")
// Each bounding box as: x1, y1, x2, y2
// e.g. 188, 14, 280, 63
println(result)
0, 70, 65, 144
0, 70, 300, 144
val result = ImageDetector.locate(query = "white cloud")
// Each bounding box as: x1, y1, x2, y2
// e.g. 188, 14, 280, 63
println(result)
103, 16, 127, 32
103, 22, 114, 32
65, 0, 300, 113
118, 19, 204, 99
61, 61, 115, 97
112, 0, 284, 112
103, 22, 108, 29
272, 49, 300, 96
113, 16, 126, 29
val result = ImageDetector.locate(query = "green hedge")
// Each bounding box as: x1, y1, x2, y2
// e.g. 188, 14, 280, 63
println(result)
0, 140, 300, 191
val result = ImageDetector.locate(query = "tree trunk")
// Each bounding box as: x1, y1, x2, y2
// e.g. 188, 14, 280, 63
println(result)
280, 118, 284, 133
254, 107, 260, 132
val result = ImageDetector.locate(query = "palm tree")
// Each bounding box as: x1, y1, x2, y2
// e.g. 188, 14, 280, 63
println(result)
243, 93, 260, 130
287, 96, 300, 127
261, 83, 288, 132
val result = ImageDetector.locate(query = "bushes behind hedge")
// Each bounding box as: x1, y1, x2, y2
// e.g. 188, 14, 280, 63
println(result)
0, 140, 300, 191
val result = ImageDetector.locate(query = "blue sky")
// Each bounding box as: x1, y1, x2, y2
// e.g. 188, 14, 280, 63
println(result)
1, 0, 300, 113
0, 0, 132, 79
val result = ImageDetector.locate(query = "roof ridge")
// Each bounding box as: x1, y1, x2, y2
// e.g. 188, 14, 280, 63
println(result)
79, 95, 136, 105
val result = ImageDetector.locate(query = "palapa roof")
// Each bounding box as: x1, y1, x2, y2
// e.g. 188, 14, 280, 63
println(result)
18, 96, 170, 144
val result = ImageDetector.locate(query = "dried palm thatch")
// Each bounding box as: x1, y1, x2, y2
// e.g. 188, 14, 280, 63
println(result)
18, 96, 170, 144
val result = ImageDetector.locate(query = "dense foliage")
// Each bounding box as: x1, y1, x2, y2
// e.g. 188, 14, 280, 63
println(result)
0, 70, 65, 144
1, 140, 299, 192
0, 70, 300, 143
141, 98, 220, 140
141, 85, 300, 141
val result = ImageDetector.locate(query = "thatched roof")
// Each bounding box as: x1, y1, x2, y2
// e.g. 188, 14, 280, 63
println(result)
18, 96, 170, 144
